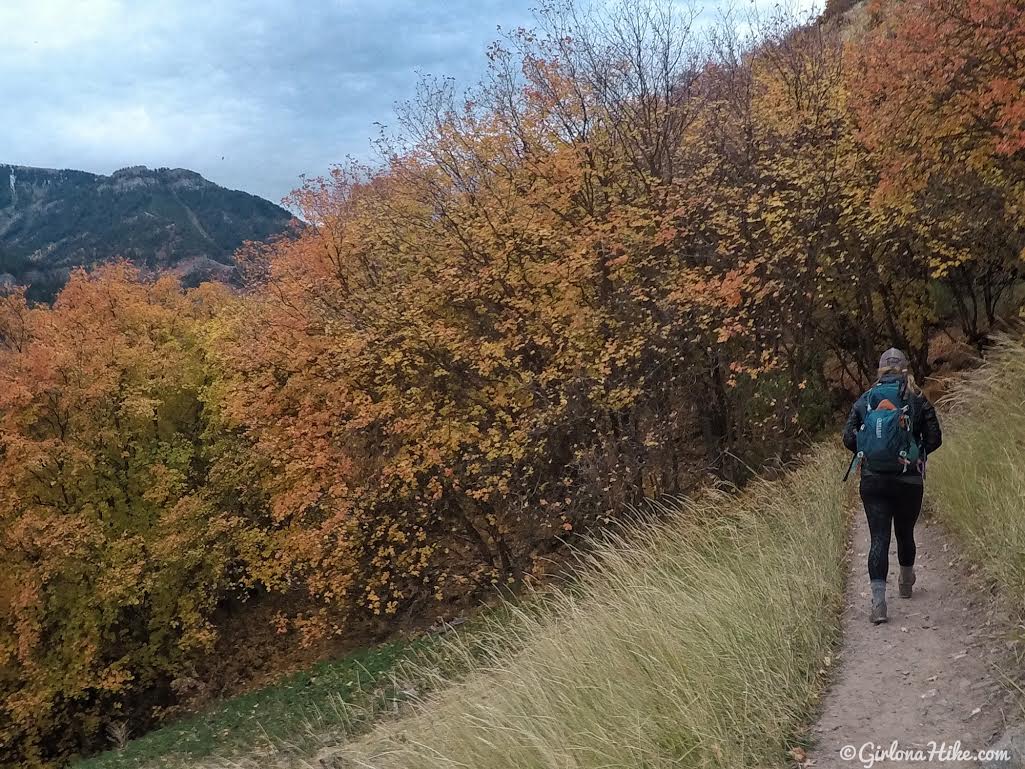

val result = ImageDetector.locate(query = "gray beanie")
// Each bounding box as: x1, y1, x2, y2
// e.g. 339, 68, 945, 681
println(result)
879, 347, 909, 370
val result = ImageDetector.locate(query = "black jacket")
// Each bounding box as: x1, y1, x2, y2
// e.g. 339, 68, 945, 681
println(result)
842, 375, 943, 478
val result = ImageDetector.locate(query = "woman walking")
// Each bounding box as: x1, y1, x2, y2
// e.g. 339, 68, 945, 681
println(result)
842, 348, 943, 624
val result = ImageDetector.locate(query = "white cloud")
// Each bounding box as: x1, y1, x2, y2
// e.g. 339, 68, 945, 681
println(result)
57, 101, 251, 158
61, 105, 163, 148
0, 0, 828, 203
0, 0, 121, 56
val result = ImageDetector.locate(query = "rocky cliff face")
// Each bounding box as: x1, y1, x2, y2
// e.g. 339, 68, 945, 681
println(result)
0, 164, 294, 301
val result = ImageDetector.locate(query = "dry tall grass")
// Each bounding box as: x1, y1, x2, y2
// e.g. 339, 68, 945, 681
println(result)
306, 446, 851, 769
930, 337, 1025, 607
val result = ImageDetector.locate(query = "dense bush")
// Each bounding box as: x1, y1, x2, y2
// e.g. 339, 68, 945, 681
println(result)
822, 0, 861, 21
0, 269, 269, 764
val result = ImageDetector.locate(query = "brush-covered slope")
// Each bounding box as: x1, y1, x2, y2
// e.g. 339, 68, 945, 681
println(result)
0, 164, 293, 301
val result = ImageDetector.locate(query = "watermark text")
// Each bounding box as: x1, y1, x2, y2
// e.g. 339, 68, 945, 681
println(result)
839, 740, 1009, 767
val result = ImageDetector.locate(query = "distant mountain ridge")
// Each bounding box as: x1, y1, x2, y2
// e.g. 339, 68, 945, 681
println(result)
0, 164, 294, 301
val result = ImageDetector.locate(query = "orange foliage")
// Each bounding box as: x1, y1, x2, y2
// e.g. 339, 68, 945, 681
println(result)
0, 267, 264, 764
851, 0, 1025, 345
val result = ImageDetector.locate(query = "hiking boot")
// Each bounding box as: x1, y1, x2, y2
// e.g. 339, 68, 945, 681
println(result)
870, 580, 888, 624
898, 566, 916, 599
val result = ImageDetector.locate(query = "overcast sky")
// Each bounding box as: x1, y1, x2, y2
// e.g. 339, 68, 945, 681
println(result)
1, 0, 819, 205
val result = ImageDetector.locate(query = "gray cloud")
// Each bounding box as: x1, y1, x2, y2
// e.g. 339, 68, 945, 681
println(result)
1, 0, 818, 204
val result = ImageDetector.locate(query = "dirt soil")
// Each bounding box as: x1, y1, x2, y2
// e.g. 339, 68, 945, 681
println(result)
808, 509, 1021, 768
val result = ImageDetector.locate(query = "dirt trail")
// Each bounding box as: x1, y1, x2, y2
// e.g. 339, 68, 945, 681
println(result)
808, 509, 1020, 768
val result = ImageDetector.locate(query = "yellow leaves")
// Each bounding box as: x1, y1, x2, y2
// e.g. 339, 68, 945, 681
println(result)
96, 665, 135, 695
382, 349, 405, 367
717, 320, 747, 344
0, 267, 258, 761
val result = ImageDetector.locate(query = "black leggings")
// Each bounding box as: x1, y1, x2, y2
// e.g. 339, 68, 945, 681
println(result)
860, 476, 924, 581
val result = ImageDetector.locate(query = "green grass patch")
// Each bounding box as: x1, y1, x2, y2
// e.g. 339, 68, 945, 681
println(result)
73, 638, 430, 769
74, 602, 527, 769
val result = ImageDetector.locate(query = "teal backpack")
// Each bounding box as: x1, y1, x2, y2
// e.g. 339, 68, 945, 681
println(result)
844, 379, 920, 480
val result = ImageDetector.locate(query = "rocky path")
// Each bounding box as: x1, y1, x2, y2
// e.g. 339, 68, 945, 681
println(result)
808, 510, 1021, 768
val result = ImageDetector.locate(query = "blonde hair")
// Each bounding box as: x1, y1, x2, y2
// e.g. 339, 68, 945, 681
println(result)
877, 365, 921, 395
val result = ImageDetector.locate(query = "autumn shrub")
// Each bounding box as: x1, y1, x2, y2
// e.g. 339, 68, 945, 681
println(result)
851, 0, 1025, 348
0, 268, 271, 766
210, 0, 930, 642
851, 0, 1025, 595
822, 0, 861, 21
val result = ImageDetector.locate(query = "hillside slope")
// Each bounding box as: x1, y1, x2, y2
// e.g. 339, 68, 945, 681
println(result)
0, 164, 293, 301
78, 345, 1025, 769
77, 446, 850, 769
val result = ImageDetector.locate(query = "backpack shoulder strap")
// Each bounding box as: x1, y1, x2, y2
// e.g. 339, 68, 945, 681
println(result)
864, 383, 879, 410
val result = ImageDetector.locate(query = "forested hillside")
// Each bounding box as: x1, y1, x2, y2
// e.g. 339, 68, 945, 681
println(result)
0, 164, 294, 301
1, 0, 1023, 766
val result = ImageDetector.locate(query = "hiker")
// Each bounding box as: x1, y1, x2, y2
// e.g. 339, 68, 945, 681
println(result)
842, 348, 943, 624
